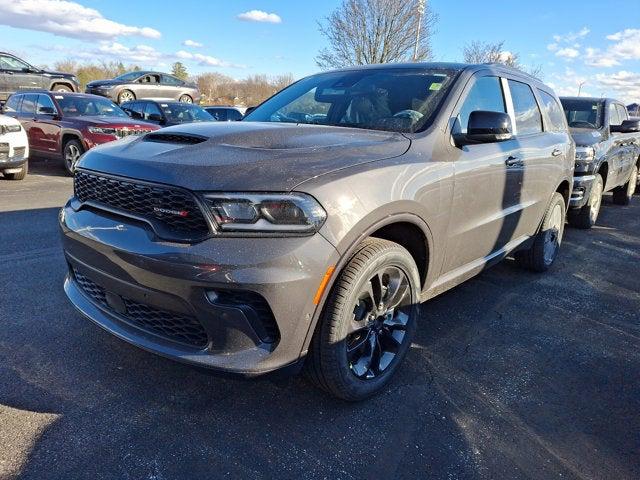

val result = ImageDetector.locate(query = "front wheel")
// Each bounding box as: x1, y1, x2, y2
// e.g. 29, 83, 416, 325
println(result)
179, 94, 193, 103
568, 173, 603, 229
306, 238, 420, 401
63, 139, 84, 175
117, 89, 135, 104
52, 84, 72, 92
516, 192, 566, 272
612, 166, 638, 205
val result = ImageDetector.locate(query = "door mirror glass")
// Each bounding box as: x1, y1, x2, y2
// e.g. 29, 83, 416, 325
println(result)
458, 110, 513, 145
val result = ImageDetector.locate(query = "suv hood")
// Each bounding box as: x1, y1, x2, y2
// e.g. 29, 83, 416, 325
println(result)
569, 127, 604, 147
78, 122, 411, 191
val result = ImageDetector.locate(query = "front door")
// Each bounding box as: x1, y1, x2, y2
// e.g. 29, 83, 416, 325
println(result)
443, 74, 523, 274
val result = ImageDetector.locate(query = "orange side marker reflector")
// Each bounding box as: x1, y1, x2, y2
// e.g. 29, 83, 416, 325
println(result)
313, 266, 336, 305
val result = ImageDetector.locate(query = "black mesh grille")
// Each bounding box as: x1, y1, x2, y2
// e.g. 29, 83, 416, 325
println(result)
74, 170, 210, 240
73, 268, 209, 348
215, 290, 280, 344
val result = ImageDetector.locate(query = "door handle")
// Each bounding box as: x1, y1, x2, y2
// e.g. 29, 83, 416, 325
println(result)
505, 155, 523, 167
552, 148, 563, 157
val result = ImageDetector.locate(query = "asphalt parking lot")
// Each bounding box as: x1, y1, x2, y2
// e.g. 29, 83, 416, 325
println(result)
1, 159, 639, 480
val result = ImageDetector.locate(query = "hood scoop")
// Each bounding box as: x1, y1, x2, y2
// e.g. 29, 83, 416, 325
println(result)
144, 133, 208, 145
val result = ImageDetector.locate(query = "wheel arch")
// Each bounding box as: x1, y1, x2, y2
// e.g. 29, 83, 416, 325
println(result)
597, 161, 609, 189
555, 179, 571, 209
49, 81, 75, 92
60, 130, 83, 155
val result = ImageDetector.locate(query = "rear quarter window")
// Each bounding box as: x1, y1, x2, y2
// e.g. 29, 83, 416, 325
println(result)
537, 90, 567, 132
3, 95, 21, 113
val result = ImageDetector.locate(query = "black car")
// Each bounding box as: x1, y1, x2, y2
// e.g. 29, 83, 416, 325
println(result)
203, 106, 244, 121
0, 52, 79, 102
121, 100, 214, 126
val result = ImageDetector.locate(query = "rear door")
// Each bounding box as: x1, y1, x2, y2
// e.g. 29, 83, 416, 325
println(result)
607, 102, 625, 187
136, 74, 162, 100
616, 103, 636, 181
443, 73, 522, 274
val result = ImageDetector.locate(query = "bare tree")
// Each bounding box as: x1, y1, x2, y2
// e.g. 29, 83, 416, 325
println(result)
194, 72, 295, 106
316, 0, 437, 69
462, 40, 543, 78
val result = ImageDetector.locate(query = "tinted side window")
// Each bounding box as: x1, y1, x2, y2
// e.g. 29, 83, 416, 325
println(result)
508, 80, 542, 135
20, 94, 37, 115
37, 94, 56, 114
161, 75, 183, 86
228, 109, 243, 121
608, 103, 621, 126
124, 102, 145, 118
457, 76, 505, 133
537, 90, 566, 132
144, 102, 162, 120
0, 54, 29, 71
3, 95, 21, 113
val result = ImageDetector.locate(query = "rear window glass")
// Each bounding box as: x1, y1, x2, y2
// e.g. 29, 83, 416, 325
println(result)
508, 80, 543, 135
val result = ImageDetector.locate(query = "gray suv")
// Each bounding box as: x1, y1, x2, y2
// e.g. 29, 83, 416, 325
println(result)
60, 63, 574, 400
86, 71, 201, 104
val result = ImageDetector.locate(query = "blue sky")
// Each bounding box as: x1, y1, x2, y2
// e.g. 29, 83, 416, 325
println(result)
1, 0, 640, 102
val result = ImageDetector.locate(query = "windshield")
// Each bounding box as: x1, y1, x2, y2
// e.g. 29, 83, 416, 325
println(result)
243, 67, 459, 133
160, 104, 213, 123
560, 99, 604, 129
115, 71, 144, 82
56, 96, 128, 117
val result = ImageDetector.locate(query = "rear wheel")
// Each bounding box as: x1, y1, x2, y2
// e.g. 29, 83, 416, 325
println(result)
516, 192, 566, 272
179, 94, 193, 103
117, 89, 135, 104
306, 238, 420, 401
63, 139, 84, 175
612, 166, 638, 205
568, 173, 603, 229
3, 161, 28, 180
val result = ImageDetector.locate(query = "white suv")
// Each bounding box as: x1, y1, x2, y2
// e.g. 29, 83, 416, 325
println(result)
0, 114, 28, 180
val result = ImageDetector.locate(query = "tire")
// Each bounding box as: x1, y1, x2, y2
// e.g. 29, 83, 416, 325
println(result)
568, 173, 603, 229
306, 238, 421, 401
4, 161, 28, 180
52, 84, 72, 92
612, 166, 638, 205
117, 89, 136, 104
63, 139, 84, 176
179, 94, 193, 103
516, 192, 566, 272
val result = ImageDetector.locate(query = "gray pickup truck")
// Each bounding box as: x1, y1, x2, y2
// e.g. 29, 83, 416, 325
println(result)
560, 97, 640, 228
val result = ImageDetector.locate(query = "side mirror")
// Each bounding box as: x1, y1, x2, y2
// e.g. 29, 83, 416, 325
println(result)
147, 113, 163, 123
456, 111, 513, 146
612, 119, 640, 133
38, 106, 56, 116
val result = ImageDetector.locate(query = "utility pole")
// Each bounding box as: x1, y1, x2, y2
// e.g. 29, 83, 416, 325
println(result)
578, 81, 586, 96
413, 0, 426, 61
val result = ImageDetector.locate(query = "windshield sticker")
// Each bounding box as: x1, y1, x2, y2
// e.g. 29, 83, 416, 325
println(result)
429, 83, 442, 91
592, 105, 598, 110
55, 95, 64, 99
161, 104, 168, 107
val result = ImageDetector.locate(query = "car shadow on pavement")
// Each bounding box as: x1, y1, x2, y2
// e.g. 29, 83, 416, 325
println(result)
0, 205, 639, 480
26, 157, 69, 178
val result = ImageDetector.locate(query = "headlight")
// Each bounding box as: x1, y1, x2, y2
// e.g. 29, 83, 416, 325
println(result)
203, 192, 327, 234
87, 126, 117, 135
0, 124, 22, 134
575, 146, 595, 162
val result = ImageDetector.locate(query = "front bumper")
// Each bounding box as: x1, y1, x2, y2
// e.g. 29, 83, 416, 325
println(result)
60, 203, 339, 375
569, 174, 596, 209
0, 141, 28, 172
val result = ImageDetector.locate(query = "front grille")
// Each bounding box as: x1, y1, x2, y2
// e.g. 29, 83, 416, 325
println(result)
215, 290, 280, 344
73, 268, 209, 348
0, 143, 8, 161
115, 128, 150, 139
74, 170, 211, 240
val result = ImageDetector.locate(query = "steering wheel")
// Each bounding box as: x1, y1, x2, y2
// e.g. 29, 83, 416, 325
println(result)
569, 120, 596, 128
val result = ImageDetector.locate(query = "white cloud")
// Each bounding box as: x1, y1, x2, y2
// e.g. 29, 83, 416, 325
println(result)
0, 0, 161, 40
237, 10, 282, 23
553, 27, 590, 44
174, 50, 244, 68
97, 42, 162, 63
182, 39, 203, 48
547, 43, 559, 52
547, 68, 591, 97
595, 70, 640, 103
556, 47, 580, 60
584, 47, 620, 67
582, 28, 640, 68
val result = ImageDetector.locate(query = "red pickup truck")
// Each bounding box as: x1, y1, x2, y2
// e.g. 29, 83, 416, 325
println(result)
2, 91, 158, 175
